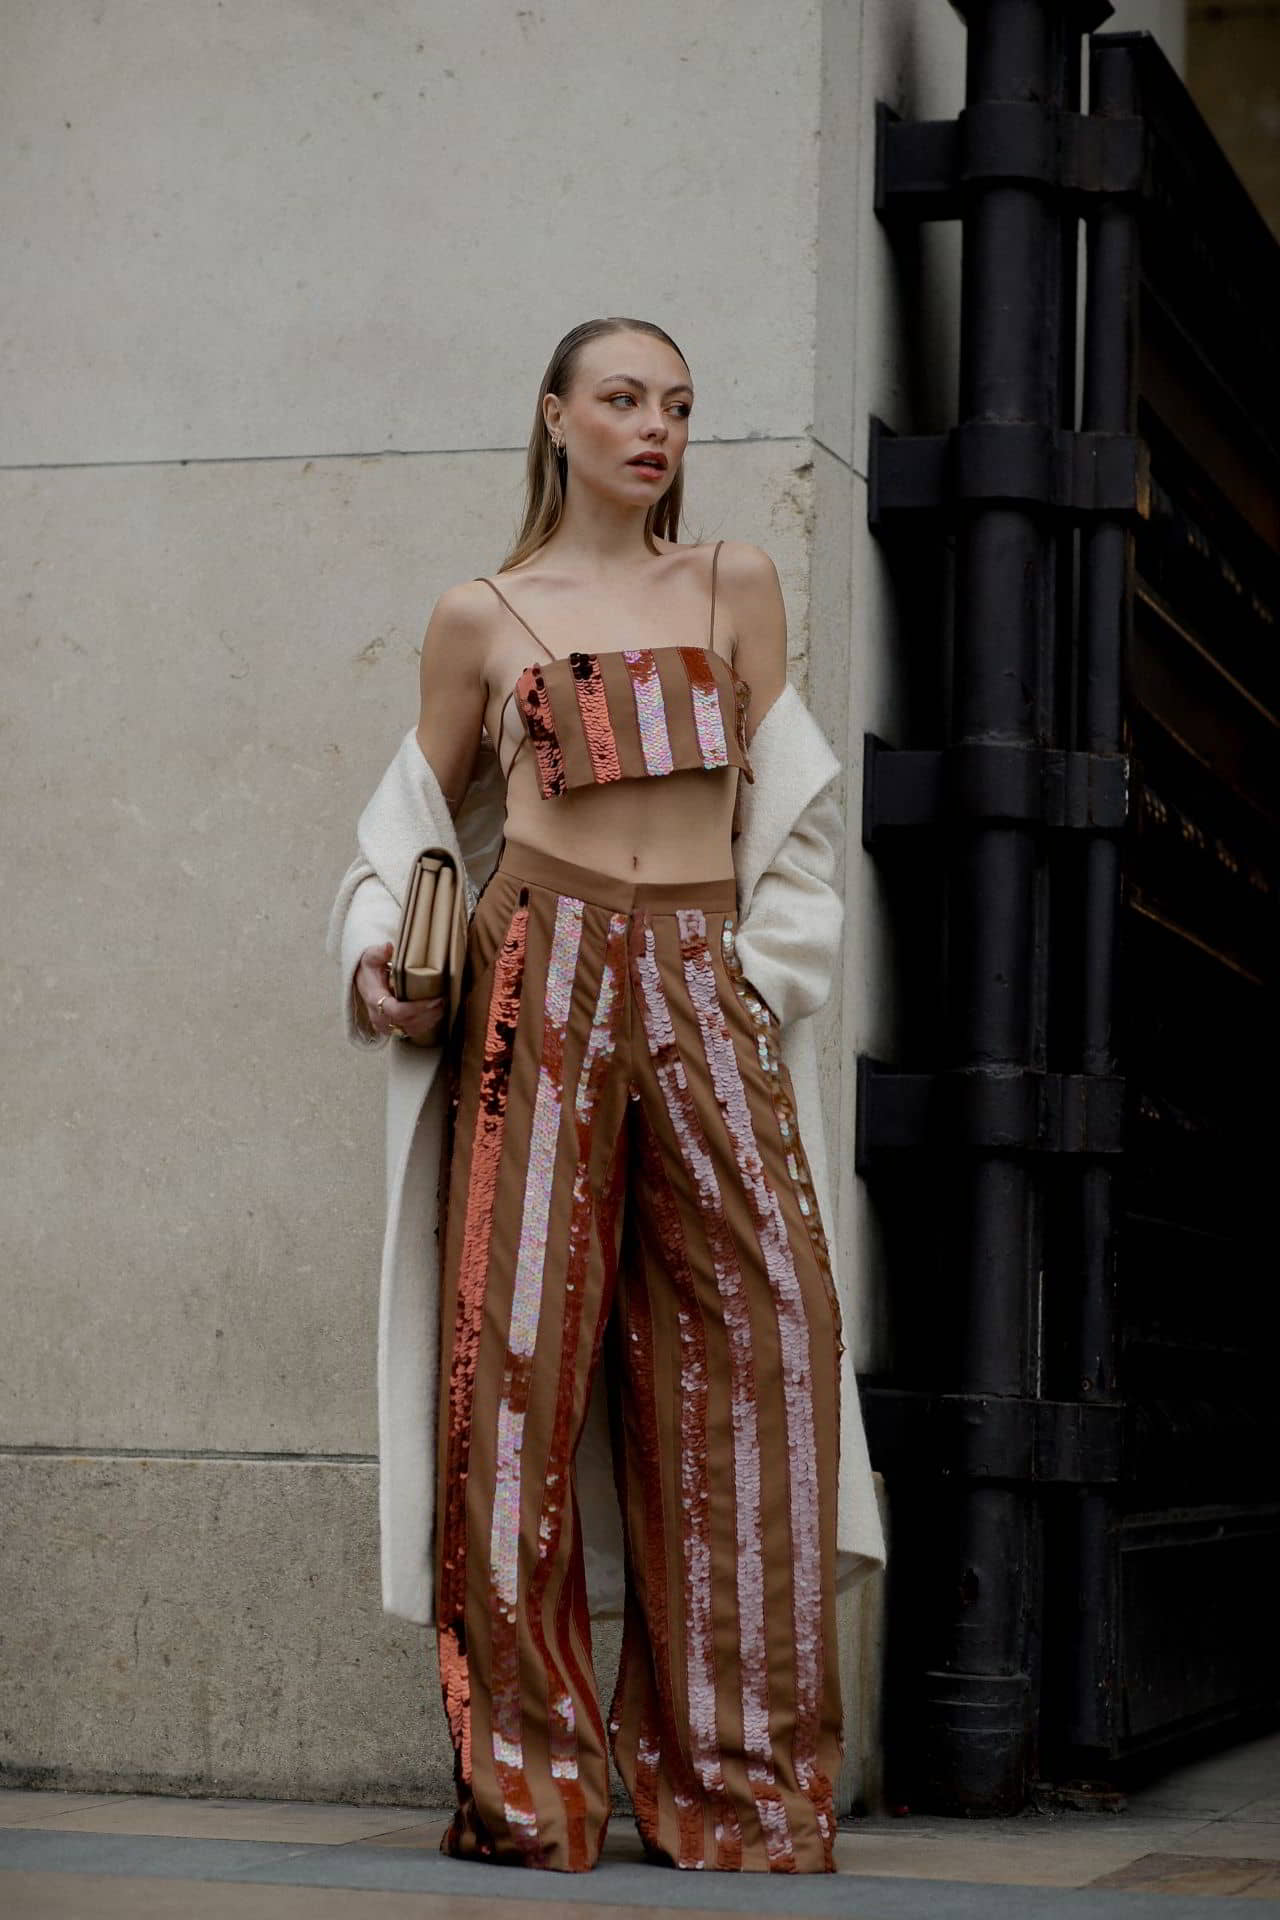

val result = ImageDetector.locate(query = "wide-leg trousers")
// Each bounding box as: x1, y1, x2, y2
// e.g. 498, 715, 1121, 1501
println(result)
432, 838, 845, 1873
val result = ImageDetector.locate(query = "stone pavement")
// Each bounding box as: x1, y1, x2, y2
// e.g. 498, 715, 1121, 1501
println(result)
3, 1728, 1280, 1918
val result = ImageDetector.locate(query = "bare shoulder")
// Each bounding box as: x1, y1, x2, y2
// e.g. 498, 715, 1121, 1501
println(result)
416, 578, 504, 707
712, 543, 784, 636
713, 543, 788, 691
419, 577, 505, 670
425, 576, 499, 638
712, 539, 781, 595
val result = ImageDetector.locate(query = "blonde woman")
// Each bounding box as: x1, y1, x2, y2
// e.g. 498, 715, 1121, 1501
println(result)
330, 317, 886, 1874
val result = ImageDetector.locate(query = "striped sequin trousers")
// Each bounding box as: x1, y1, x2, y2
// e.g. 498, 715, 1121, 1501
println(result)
432, 838, 845, 1874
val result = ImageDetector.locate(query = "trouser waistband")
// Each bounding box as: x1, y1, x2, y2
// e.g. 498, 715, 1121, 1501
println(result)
496, 838, 738, 914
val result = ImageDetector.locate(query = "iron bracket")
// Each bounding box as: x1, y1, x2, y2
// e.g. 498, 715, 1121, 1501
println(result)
863, 735, 1130, 839
874, 98, 1146, 221
868, 415, 1149, 523
856, 1057, 1127, 1163
860, 1386, 1124, 1485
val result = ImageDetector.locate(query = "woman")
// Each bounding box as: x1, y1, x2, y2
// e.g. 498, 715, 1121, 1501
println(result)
328, 317, 886, 1875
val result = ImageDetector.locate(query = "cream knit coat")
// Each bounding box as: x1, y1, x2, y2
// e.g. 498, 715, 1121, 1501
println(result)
326, 682, 887, 1626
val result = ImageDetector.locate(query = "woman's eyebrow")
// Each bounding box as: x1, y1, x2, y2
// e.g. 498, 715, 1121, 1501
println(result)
595, 373, 694, 398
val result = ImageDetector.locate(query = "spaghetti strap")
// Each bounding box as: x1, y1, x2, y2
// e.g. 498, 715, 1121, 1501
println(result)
477, 576, 547, 780
495, 683, 529, 783
708, 539, 724, 650
476, 576, 557, 661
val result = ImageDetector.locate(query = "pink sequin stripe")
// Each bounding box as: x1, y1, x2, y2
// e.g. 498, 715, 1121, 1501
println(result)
515, 663, 568, 797
521, 909, 628, 1872
622, 649, 675, 776
678, 648, 730, 770
634, 1114, 744, 1870
632, 923, 795, 1869
488, 892, 585, 1856
634, 1703, 664, 1848
438, 898, 530, 1638
570, 654, 624, 782
677, 907, 834, 1867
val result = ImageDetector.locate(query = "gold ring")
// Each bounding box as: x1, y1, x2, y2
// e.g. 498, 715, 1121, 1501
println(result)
388, 1023, 406, 1040
376, 995, 387, 1013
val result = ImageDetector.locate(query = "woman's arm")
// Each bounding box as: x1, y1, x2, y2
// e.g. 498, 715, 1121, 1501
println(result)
345, 584, 492, 1045
415, 582, 491, 811
722, 542, 790, 743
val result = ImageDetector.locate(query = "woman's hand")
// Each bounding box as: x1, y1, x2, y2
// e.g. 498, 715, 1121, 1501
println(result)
354, 941, 447, 1046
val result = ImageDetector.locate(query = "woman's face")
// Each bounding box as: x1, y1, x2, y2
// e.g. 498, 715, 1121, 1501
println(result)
548, 332, 692, 507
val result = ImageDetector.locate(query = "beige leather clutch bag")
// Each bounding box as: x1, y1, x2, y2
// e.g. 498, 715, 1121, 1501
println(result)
389, 847, 468, 1043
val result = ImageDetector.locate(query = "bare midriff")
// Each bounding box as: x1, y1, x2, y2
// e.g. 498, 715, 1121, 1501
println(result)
486, 654, 740, 884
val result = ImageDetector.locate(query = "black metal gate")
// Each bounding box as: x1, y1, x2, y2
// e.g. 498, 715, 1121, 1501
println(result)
858, 2, 1279, 1812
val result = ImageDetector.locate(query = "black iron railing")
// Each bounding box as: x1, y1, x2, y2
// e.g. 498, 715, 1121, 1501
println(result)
858, 1, 1279, 1812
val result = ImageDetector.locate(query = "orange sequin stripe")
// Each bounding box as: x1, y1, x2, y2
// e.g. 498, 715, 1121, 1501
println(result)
437, 1626, 473, 1803
570, 653, 624, 783
487, 894, 584, 1857
515, 663, 568, 797
436, 897, 530, 1716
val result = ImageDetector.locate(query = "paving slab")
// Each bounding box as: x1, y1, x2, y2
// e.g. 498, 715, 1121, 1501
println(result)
1088, 1854, 1280, 1897
0, 1794, 123, 1826
1162, 1825, 1280, 1862
0, 1794, 430, 1845
5, 1827, 1280, 1918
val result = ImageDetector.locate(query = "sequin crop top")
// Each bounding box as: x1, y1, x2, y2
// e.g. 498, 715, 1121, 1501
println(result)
479, 540, 754, 801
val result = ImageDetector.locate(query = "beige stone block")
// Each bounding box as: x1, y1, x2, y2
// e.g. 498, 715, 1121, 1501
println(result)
1, 1, 823, 468
0, 1452, 449, 1802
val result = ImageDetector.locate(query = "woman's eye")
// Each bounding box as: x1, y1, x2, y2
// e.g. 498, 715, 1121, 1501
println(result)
607, 394, 691, 416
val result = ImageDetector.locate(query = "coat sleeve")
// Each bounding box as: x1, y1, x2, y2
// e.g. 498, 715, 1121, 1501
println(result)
731, 783, 844, 1029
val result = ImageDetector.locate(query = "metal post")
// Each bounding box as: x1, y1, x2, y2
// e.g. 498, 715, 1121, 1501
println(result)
920, 0, 1098, 1811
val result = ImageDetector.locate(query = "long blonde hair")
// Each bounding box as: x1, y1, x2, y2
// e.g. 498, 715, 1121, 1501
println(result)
496, 317, 699, 572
